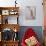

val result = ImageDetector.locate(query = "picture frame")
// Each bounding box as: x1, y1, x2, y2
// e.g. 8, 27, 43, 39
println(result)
25, 6, 36, 20
2, 10, 9, 15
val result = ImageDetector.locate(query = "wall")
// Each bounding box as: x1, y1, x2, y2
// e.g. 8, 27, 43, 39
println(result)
18, 0, 44, 26
0, 0, 43, 26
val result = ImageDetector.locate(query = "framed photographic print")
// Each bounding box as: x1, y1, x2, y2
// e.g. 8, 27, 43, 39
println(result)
25, 6, 36, 20
2, 10, 9, 15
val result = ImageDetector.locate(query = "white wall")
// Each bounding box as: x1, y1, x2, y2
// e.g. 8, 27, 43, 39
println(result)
18, 0, 44, 26
0, 0, 43, 26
